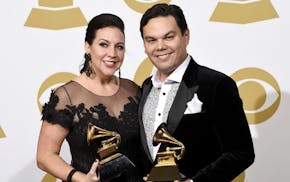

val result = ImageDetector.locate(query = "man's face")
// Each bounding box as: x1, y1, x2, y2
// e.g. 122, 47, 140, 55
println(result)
142, 16, 189, 81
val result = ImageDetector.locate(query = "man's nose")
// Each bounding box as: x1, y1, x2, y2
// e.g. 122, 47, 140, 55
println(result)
156, 39, 166, 50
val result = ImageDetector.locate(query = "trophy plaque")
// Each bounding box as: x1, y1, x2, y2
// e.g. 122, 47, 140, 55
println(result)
87, 122, 135, 181
148, 124, 185, 181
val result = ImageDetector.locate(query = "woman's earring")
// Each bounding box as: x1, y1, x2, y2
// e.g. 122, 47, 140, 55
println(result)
85, 66, 92, 77
118, 68, 121, 78
85, 53, 92, 77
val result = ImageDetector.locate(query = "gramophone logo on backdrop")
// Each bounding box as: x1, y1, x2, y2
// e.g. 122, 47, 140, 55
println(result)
0, 126, 6, 138
124, 0, 171, 13
37, 72, 77, 112
24, 0, 87, 30
134, 57, 154, 86
210, 0, 279, 24
231, 67, 281, 124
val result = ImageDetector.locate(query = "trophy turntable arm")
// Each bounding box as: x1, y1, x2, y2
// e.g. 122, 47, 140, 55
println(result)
101, 134, 121, 146
166, 146, 185, 160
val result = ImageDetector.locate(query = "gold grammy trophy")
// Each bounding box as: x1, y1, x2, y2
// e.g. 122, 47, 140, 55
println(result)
148, 124, 185, 181
87, 122, 135, 181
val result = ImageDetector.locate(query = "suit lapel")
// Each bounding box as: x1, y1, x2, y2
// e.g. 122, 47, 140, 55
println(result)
139, 58, 200, 161
167, 58, 199, 134
138, 79, 154, 163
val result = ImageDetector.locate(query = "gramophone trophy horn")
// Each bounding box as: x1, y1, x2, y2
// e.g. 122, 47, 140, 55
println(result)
148, 123, 185, 181
87, 122, 135, 181
87, 122, 122, 163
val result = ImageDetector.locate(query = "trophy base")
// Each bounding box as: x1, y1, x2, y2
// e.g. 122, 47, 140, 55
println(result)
100, 154, 135, 181
148, 164, 181, 181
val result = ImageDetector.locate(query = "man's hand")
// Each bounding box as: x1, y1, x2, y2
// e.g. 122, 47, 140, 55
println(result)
174, 179, 193, 182
143, 174, 193, 182
143, 174, 151, 182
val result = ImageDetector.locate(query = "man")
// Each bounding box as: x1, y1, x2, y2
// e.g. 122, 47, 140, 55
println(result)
138, 3, 255, 182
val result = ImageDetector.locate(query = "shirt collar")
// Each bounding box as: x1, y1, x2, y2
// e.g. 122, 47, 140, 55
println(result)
151, 55, 191, 88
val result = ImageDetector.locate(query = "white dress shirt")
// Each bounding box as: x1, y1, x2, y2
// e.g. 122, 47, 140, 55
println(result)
150, 55, 190, 159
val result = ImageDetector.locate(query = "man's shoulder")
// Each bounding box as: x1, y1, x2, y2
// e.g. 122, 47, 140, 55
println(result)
191, 63, 236, 88
187, 57, 228, 80
197, 64, 230, 81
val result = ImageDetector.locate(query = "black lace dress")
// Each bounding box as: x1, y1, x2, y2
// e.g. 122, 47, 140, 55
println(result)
41, 79, 141, 182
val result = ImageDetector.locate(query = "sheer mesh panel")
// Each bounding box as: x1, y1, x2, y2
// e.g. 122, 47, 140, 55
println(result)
41, 78, 141, 182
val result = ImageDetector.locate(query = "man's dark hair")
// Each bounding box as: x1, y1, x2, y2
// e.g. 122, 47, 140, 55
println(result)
140, 3, 188, 38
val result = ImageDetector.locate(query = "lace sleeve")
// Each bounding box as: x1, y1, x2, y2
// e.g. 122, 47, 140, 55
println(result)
41, 87, 74, 128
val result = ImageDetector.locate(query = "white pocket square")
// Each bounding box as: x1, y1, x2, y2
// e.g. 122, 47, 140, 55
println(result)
184, 93, 203, 114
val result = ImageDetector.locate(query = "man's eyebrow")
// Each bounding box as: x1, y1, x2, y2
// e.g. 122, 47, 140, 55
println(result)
144, 35, 154, 39
163, 30, 175, 37
144, 30, 176, 40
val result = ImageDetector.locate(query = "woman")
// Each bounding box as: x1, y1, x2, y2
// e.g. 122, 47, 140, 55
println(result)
37, 13, 141, 182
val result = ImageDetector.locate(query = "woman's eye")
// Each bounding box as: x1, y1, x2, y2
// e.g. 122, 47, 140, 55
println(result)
99, 43, 108, 48
116, 45, 124, 50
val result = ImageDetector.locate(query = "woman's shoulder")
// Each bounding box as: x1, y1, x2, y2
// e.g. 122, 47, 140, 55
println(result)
119, 78, 141, 97
52, 80, 70, 94
120, 78, 140, 88
49, 80, 84, 107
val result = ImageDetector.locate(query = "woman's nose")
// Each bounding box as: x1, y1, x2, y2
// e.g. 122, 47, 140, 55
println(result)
108, 46, 117, 57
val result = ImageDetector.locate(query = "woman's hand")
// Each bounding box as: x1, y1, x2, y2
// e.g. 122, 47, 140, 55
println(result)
83, 159, 100, 182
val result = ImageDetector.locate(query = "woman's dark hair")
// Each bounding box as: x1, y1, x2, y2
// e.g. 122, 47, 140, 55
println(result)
80, 13, 125, 75
140, 3, 188, 38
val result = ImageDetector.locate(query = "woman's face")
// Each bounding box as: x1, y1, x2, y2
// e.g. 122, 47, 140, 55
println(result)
85, 26, 125, 78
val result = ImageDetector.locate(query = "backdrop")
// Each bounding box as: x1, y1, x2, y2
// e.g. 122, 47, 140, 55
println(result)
0, 0, 289, 181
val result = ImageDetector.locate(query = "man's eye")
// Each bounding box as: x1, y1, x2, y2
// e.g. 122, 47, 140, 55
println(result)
146, 39, 156, 43
165, 36, 174, 40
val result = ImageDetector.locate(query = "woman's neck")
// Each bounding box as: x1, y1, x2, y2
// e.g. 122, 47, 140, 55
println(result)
75, 73, 120, 96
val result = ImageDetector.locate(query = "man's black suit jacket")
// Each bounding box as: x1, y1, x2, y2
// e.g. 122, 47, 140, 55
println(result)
138, 57, 255, 182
